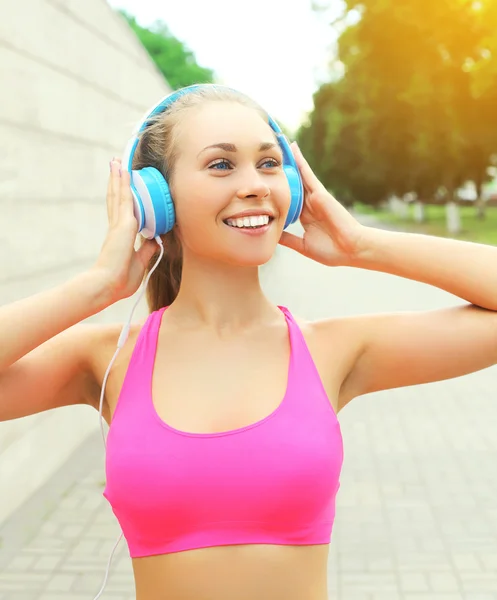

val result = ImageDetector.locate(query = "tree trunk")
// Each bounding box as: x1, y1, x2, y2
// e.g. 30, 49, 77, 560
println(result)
389, 196, 409, 218
413, 201, 425, 223
475, 180, 486, 220
446, 200, 461, 235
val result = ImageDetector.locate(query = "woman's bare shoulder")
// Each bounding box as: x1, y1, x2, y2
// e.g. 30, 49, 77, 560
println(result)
290, 311, 351, 340
82, 318, 145, 352
292, 312, 366, 395
81, 317, 147, 412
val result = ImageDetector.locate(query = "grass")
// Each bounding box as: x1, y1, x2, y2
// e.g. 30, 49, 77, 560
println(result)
353, 202, 497, 246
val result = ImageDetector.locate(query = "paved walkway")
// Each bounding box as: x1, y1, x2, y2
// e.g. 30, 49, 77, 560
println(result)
1, 219, 497, 599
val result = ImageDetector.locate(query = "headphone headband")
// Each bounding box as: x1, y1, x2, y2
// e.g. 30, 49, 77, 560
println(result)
123, 84, 295, 172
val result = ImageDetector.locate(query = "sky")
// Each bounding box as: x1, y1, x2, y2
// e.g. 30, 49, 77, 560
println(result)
106, 0, 343, 134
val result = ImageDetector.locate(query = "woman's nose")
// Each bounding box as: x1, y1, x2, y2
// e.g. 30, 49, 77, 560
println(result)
235, 171, 270, 200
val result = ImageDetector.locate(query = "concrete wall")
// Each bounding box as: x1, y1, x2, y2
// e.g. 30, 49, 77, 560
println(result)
0, 0, 171, 525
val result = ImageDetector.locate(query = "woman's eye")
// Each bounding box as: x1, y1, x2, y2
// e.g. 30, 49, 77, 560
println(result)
260, 158, 281, 169
208, 159, 232, 170
208, 158, 281, 171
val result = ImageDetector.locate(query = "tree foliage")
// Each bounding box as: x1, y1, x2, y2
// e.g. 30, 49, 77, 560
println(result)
119, 11, 215, 89
299, 0, 497, 210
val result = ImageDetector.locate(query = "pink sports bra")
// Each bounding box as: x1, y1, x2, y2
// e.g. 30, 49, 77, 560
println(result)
103, 306, 343, 558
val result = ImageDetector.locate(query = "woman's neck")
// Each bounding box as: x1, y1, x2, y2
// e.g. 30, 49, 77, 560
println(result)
167, 253, 279, 331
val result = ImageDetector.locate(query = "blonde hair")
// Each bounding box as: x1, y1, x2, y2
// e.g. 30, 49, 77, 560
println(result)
132, 85, 270, 313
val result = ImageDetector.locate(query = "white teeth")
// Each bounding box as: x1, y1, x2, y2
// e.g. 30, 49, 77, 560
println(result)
226, 215, 271, 228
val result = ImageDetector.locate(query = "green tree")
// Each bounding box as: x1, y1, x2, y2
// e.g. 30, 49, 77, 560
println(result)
119, 11, 215, 89
302, 0, 497, 222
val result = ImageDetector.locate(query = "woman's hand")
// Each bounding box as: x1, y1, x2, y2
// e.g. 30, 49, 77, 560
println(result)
91, 159, 158, 304
279, 143, 367, 267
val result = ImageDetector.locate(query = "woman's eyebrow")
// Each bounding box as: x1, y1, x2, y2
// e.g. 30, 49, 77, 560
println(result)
197, 142, 279, 157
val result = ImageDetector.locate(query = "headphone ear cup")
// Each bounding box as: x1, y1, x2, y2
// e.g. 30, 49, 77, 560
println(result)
130, 167, 175, 239
283, 165, 304, 229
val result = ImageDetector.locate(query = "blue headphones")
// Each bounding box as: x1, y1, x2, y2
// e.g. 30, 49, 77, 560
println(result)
122, 84, 304, 240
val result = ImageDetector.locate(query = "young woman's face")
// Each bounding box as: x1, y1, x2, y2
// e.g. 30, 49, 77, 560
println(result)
170, 101, 292, 267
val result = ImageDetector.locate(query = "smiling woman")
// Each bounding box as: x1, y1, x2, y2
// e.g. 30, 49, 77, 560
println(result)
2, 83, 497, 600
91, 88, 338, 600
129, 87, 299, 298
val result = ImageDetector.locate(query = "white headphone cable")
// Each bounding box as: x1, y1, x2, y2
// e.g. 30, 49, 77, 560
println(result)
98, 235, 164, 450
92, 234, 164, 599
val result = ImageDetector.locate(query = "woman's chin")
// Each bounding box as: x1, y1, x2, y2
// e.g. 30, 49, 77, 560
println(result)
223, 248, 276, 268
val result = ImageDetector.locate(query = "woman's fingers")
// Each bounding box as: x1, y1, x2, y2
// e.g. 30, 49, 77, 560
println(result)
118, 169, 135, 220
107, 159, 121, 226
291, 142, 322, 194
278, 230, 306, 255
